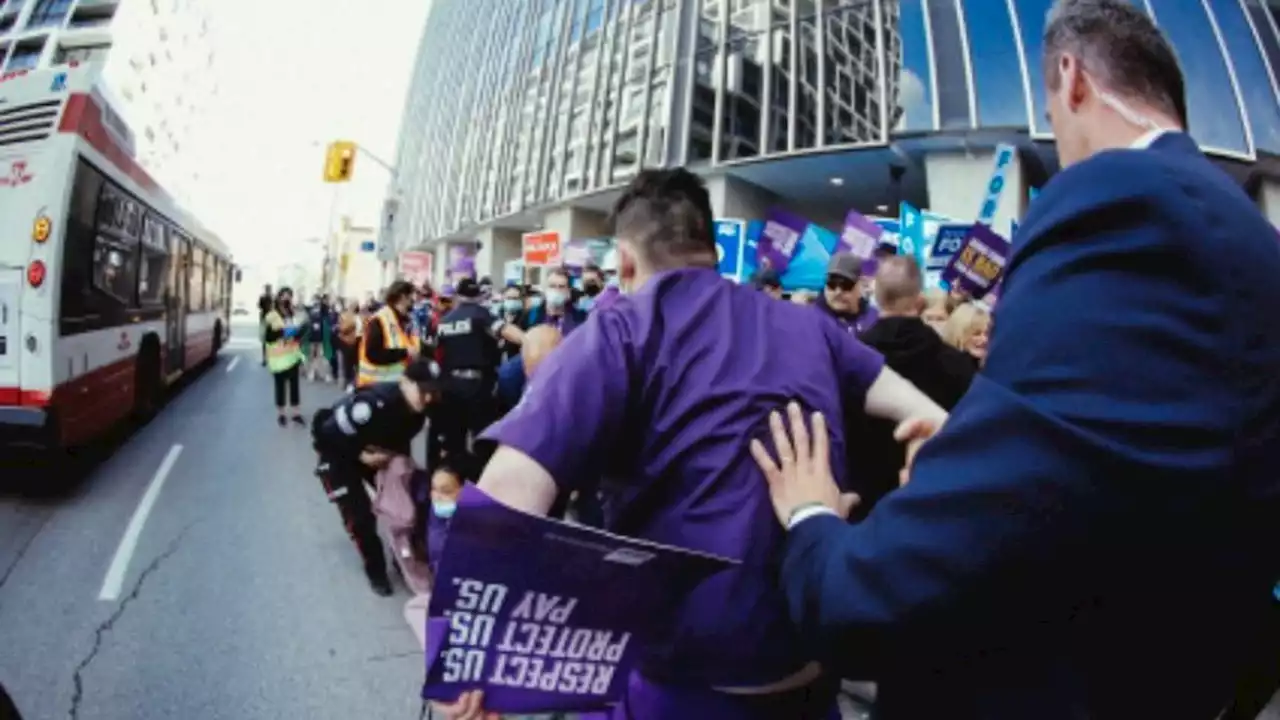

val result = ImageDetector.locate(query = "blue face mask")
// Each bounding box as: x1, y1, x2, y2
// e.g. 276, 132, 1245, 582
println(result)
489, 304, 502, 317
503, 299, 523, 314
576, 296, 594, 313
529, 296, 544, 309
432, 500, 457, 519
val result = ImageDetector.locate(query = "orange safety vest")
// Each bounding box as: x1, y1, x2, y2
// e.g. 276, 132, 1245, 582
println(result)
356, 306, 420, 387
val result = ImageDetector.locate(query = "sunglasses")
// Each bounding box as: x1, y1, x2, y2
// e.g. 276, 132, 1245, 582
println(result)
825, 276, 857, 293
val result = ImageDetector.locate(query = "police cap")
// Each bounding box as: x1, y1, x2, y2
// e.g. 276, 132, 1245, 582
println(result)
404, 357, 442, 391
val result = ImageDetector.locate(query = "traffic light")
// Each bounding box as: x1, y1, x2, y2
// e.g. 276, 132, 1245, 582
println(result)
323, 141, 357, 183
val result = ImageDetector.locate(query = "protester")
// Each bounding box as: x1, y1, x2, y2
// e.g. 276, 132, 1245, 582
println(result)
748, 1, 1280, 717
496, 284, 525, 361
577, 263, 606, 313
524, 267, 584, 334
816, 252, 878, 334
262, 287, 307, 427
437, 167, 943, 720
335, 301, 361, 389
921, 288, 950, 334
848, 256, 976, 515
257, 283, 273, 366
941, 302, 989, 368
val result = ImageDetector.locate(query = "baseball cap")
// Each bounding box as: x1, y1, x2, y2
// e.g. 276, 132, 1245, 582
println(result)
456, 277, 482, 299
827, 252, 864, 281
751, 268, 782, 290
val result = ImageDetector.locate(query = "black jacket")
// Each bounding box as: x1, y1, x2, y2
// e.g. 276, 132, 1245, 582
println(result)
846, 316, 976, 518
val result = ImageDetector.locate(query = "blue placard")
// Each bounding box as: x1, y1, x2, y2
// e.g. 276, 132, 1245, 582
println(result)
714, 219, 746, 281
359, 240, 376, 253
928, 224, 971, 269
899, 202, 927, 270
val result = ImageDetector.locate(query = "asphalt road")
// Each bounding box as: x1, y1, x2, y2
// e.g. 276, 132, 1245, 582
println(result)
0, 321, 425, 720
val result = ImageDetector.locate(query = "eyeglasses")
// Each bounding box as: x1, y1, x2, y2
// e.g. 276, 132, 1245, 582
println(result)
826, 276, 857, 293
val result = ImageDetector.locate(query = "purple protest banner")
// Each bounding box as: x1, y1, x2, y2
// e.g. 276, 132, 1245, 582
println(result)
839, 209, 884, 259
756, 208, 809, 274
422, 487, 734, 715
939, 223, 1011, 299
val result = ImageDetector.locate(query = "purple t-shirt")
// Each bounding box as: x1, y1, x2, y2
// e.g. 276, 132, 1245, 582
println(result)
482, 267, 884, 687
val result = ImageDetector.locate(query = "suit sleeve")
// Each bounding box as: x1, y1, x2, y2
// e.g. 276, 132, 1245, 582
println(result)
781, 177, 1236, 669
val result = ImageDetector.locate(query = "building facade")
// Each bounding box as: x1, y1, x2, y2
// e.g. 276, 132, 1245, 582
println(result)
0, 0, 217, 206
390, 0, 1280, 283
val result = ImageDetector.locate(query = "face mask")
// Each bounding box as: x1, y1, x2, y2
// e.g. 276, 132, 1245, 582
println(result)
583, 282, 601, 297
545, 289, 568, 308
503, 299, 522, 313
432, 500, 457, 519
576, 296, 594, 313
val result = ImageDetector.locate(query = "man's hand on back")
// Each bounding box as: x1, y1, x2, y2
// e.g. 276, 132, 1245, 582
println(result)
750, 403, 859, 527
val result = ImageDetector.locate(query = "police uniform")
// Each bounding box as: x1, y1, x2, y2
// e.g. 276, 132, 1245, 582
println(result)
433, 278, 505, 474
312, 359, 439, 595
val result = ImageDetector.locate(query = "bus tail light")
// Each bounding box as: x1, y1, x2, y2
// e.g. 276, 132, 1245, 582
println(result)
27, 260, 45, 288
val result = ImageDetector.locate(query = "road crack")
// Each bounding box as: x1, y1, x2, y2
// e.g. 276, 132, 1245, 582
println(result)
67, 523, 196, 720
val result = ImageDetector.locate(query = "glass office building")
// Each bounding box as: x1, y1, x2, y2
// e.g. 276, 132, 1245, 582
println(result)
390, 0, 1280, 252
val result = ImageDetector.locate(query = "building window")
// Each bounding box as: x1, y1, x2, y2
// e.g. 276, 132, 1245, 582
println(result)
5, 44, 43, 71
26, 0, 74, 30
53, 45, 109, 65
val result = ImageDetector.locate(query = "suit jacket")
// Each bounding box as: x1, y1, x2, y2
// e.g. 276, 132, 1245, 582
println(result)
782, 133, 1280, 719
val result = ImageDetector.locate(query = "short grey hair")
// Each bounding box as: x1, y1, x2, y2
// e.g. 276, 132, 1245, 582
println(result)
1043, 0, 1186, 126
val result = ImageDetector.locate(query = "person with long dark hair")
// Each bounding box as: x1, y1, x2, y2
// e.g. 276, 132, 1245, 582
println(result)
262, 287, 308, 426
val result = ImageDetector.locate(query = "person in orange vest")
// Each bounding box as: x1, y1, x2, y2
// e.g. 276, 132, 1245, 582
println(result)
356, 281, 421, 388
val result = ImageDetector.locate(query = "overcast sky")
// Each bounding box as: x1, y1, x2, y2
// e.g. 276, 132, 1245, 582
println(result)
184, 0, 431, 270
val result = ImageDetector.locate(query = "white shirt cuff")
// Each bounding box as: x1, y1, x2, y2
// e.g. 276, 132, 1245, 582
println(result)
787, 505, 838, 531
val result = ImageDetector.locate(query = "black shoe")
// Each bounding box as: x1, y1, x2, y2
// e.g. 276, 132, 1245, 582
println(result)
291, 414, 305, 426
277, 416, 287, 427
366, 567, 393, 597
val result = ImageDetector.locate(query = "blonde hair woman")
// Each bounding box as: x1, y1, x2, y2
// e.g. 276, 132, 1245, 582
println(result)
943, 302, 990, 366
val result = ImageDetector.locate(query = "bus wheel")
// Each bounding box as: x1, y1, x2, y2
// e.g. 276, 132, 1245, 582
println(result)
212, 320, 224, 359
133, 338, 162, 422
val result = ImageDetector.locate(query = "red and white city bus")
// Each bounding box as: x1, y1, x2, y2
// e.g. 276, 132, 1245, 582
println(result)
0, 63, 232, 451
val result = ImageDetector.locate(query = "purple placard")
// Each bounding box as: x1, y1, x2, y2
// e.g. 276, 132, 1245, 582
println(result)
448, 245, 475, 277
422, 487, 734, 714
839, 209, 884, 259
757, 208, 809, 274
939, 223, 1011, 299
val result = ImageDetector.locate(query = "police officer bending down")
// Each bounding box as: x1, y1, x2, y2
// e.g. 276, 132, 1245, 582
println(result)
434, 277, 523, 474
312, 357, 442, 596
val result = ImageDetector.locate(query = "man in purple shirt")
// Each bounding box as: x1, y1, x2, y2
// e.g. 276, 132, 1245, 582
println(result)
436, 169, 943, 720
817, 252, 878, 334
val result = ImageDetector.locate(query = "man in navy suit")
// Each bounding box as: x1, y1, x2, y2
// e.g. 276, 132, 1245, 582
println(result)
752, 1, 1280, 718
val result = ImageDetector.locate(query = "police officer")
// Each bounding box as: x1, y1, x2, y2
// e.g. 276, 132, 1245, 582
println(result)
434, 277, 523, 475
312, 357, 441, 596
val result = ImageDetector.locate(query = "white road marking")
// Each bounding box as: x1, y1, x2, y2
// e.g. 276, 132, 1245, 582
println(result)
225, 356, 240, 373
98, 444, 184, 601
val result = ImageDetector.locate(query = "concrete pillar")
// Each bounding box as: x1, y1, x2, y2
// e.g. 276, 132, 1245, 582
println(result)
923, 149, 1025, 235
540, 206, 610, 242
704, 174, 778, 221
1257, 178, 1280, 228
474, 227, 523, 281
